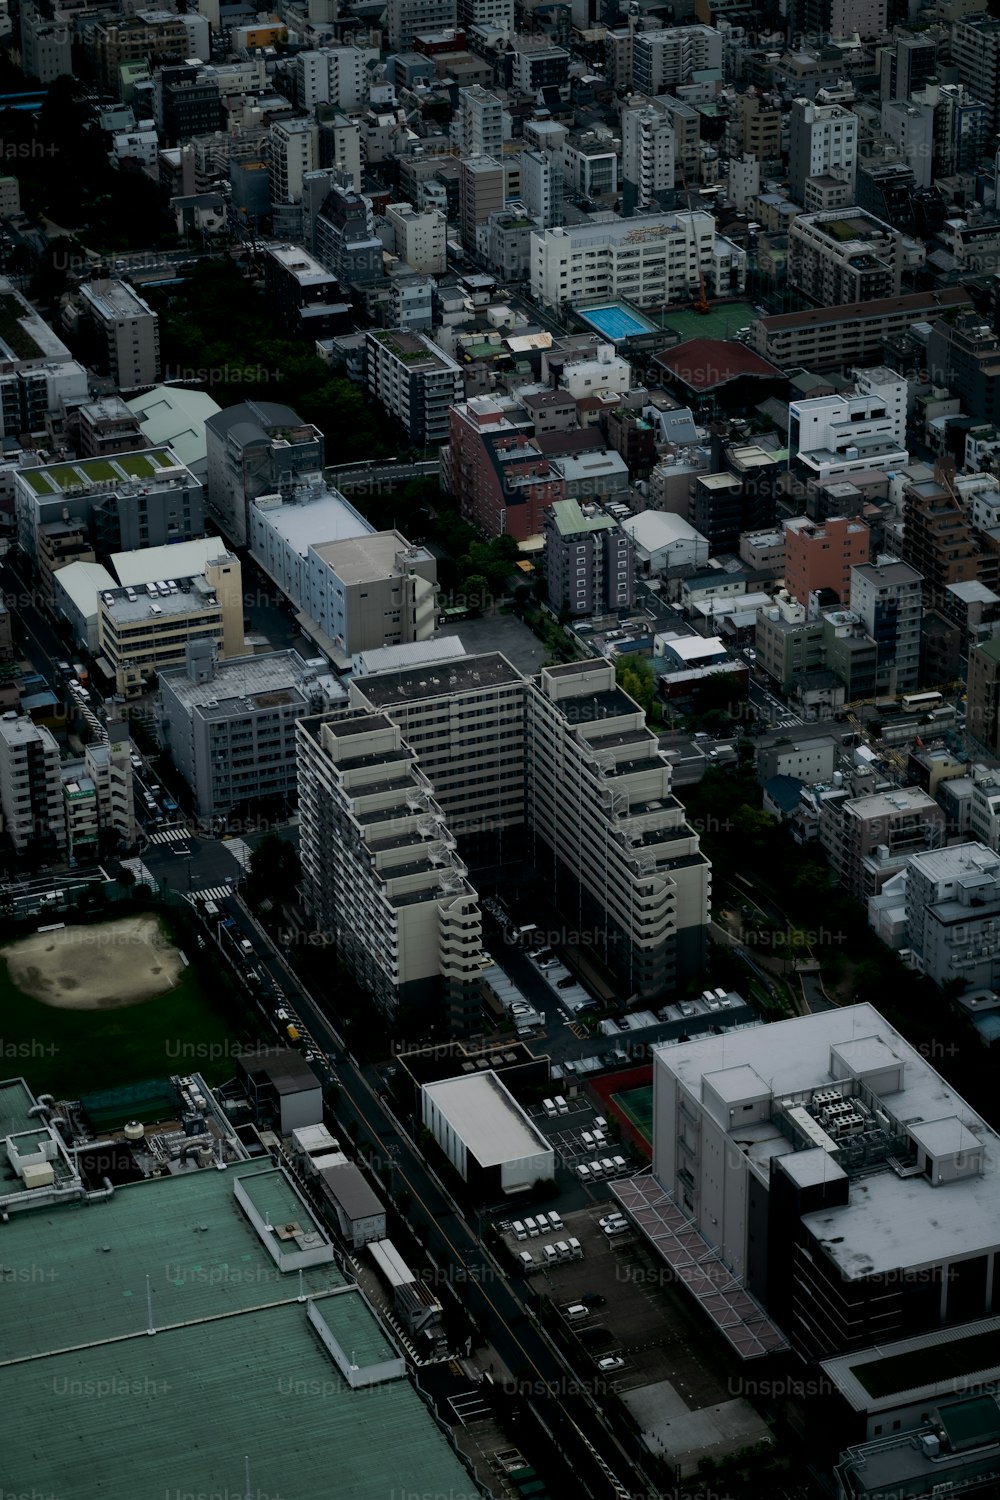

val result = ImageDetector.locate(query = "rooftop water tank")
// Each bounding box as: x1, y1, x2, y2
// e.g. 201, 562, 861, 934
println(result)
123, 1120, 144, 1141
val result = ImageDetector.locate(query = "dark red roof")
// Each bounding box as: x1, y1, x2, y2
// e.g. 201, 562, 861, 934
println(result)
654, 338, 785, 392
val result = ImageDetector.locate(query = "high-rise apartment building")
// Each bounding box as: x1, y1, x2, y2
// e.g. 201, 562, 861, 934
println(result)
788, 99, 858, 206
525, 660, 711, 1000
0, 714, 65, 855
204, 401, 324, 548
849, 559, 923, 695
269, 118, 319, 205
459, 155, 506, 251
364, 330, 463, 447
951, 16, 1000, 135
451, 85, 504, 159
621, 101, 676, 215
967, 636, 1000, 753
296, 709, 486, 1034
78, 280, 160, 391
901, 475, 991, 601
384, 0, 457, 52
788, 208, 903, 306
384, 203, 447, 274
543, 500, 635, 617
784, 516, 871, 606
880, 34, 937, 101
293, 45, 380, 111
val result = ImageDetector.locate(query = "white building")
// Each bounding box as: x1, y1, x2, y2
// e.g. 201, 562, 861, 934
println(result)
905, 843, 1000, 992
293, 45, 380, 111
451, 84, 504, 160
621, 102, 676, 212
530, 210, 744, 311
789, 369, 908, 483
364, 329, 463, 446
422, 1072, 555, 1194
849, 558, 923, 696
631, 26, 723, 96
0, 713, 64, 854
647, 1004, 1000, 1360
788, 98, 858, 206
384, 202, 447, 274
384, 0, 457, 51
248, 485, 373, 616
125, 384, 221, 481
269, 117, 319, 205
296, 708, 486, 1032
622, 509, 709, 573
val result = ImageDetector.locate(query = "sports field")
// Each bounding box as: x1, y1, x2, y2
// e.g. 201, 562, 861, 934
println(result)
613, 1084, 654, 1146
0, 915, 242, 1095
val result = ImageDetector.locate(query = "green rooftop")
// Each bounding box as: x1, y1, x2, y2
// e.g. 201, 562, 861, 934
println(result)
23, 449, 178, 494
1, 1159, 480, 1500
0, 291, 45, 359
551, 497, 615, 536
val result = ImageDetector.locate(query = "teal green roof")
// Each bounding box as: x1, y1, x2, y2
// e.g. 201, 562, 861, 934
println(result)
974, 637, 1000, 663
0, 1160, 481, 1500
0, 1076, 39, 1136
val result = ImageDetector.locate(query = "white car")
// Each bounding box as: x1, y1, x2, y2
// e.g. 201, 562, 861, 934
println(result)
598, 1214, 627, 1231
598, 1356, 625, 1372
603, 1222, 630, 1238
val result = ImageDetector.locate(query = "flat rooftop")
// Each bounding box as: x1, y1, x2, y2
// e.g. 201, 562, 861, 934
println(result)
20, 449, 185, 498
0, 1159, 479, 1500
159, 649, 345, 715
310, 531, 433, 583
821, 1315, 1000, 1412
356, 652, 523, 705
655, 1004, 1000, 1278
423, 1071, 551, 1168
251, 486, 373, 555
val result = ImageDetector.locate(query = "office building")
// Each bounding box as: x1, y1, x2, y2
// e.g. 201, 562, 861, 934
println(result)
385, 203, 447, 274
364, 330, 463, 447
788, 209, 903, 307
927, 313, 1000, 428
530, 211, 744, 311
631, 26, 722, 96
77, 279, 160, 391
159, 645, 346, 819
525, 660, 711, 1000
784, 516, 871, 607
98, 553, 243, 697
314, 181, 382, 286
756, 595, 827, 689
520, 148, 563, 229
15, 447, 204, 586
204, 401, 324, 548
459, 155, 505, 252
644, 1003, 1000, 1362
951, 16, 1000, 135
849, 559, 922, 696
296, 709, 487, 1033
543, 499, 635, 618
967, 637, 1000, 754
789, 370, 908, 485
880, 34, 937, 102
0, 713, 64, 855
349, 653, 525, 857
154, 65, 223, 146
788, 99, 858, 207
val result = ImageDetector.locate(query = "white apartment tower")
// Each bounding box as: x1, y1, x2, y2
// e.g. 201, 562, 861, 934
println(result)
525, 661, 711, 1000
293, 46, 380, 111
296, 709, 487, 1034
621, 102, 676, 214
520, 148, 563, 229
457, 0, 513, 35
385, 202, 448, 274
0, 713, 65, 854
269, 117, 319, 205
788, 98, 858, 206
452, 85, 504, 160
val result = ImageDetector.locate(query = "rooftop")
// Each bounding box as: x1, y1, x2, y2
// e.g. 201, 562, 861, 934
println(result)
251, 485, 374, 555
356, 652, 523, 706
0, 1159, 479, 1500
549, 497, 616, 536
757, 287, 971, 334
20, 449, 185, 498
422, 1071, 552, 1168
310, 531, 432, 584
111, 537, 230, 588
79, 278, 156, 323
655, 338, 784, 391
159, 648, 345, 716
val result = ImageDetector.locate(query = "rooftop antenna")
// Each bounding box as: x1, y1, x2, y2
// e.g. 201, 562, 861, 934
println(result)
146, 1274, 155, 1335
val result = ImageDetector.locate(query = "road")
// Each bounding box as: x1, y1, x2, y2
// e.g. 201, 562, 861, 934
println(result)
205, 891, 645, 1500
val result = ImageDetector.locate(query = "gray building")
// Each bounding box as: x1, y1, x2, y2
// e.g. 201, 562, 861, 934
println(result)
78, 279, 161, 391
364, 330, 463, 447
314, 181, 383, 287
0, 713, 65, 856
204, 401, 325, 547
158, 645, 346, 820
849, 558, 923, 695
904, 842, 1000, 992
543, 498, 635, 618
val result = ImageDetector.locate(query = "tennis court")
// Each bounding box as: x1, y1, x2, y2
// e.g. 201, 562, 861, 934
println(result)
613, 1084, 654, 1146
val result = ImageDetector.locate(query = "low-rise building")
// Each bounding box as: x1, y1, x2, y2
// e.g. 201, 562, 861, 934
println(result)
98, 553, 243, 696
422, 1071, 555, 1196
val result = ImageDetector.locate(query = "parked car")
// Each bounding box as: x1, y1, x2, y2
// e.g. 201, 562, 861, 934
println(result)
598, 1214, 626, 1231
598, 1356, 625, 1373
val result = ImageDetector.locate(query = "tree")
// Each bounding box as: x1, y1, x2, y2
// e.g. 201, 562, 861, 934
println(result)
245, 834, 301, 910
614, 654, 657, 717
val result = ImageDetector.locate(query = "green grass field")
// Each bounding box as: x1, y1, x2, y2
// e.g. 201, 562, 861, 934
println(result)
116, 454, 158, 478
0, 923, 244, 1098
652, 300, 758, 342
613, 1085, 654, 1145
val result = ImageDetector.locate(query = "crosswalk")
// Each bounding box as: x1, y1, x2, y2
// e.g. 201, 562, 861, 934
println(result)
147, 826, 190, 845
187, 885, 233, 903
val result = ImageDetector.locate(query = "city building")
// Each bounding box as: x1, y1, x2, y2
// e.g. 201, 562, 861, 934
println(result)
967, 637, 1000, 754
543, 499, 635, 617
789, 370, 908, 484
125, 386, 221, 482
98, 553, 242, 696
905, 842, 1000, 992
525, 660, 711, 1000
349, 653, 525, 857
756, 595, 827, 688
269, 117, 319, 206
927, 313, 1000, 428
631, 26, 722, 95
901, 475, 992, 600
788, 209, 904, 307
20, 1, 72, 82
314, 181, 382, 285
159, 645, 346, 820
293, 45, 381, 112
262, 244, 346, 341
71, 396, 143, 460
364, 330, 463, 448
759, 736, 838, 786
644, 1003, 1000, 1363
951, 16, 1000, 135
784, 516, 871, 606
621, 101, 676, 215
0, 277, 86, 442
788, 99, 858, 207
15, 448, 204, 586
296, 708, 487, 1033
385, 203, 447, 274
458, 155, 505, 252
77, 279, 160, 391
0, 713, 64, 855
824, 785, 945, 900
530, 211, 745, 311
385, 0, 458, 53
422, 1072, 555, 1195
204, 401, 325, 547
451, 85, 503, 159
849, 559, 923, 695
749, 289, 973, 372
623, 509, 710, 574
880, 34, 937, 102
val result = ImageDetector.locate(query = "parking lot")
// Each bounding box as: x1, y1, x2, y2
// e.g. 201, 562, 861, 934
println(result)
508, 1203, 737, 1410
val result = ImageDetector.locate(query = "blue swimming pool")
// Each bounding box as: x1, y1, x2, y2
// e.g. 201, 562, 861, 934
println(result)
575, 302, 658, 340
